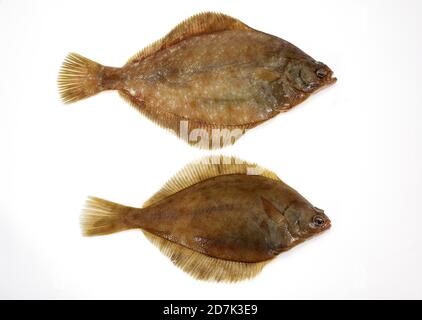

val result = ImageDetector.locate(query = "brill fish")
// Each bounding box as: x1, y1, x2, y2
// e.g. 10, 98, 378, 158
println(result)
58, 12, 336, 149
81, 156, 331, 282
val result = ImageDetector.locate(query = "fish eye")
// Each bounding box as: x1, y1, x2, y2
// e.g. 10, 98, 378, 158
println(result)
316, 68, 327, 78
313, 215, 325, 227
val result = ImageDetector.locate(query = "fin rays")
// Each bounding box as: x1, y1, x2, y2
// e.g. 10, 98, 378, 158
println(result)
143, 155, 282, 207
143, 231, 269, 282
125, 12, 251, 65
58, 53, 103, 104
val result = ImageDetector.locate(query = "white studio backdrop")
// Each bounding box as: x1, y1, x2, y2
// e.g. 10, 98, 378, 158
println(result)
1, 0, 422, 299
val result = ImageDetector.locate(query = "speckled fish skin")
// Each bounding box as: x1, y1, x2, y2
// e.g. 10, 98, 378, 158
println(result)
81, 157, 331, 281
125, 174, 330, 263
122, 30, 335, 125
58, 13, 336, 148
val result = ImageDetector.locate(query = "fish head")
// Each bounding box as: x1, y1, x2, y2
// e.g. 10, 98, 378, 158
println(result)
286, 59, 336, 94
284, 201, 331, 239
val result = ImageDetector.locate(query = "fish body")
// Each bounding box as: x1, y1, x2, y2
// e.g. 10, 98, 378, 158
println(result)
130, 174, 309, 262
82, 157, 331, 281
59, 13, 336, 148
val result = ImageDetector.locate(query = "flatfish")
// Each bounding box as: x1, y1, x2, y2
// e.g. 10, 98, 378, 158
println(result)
58, 12, 336, 148
81, 156, 331, 281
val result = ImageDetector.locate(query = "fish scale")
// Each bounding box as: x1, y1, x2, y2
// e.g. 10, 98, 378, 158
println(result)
81, 156, 331, 282
58, 12, 336, 149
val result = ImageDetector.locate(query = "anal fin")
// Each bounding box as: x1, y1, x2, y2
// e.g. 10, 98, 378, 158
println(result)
118, 90, 256, 149
143, 231, 269, 282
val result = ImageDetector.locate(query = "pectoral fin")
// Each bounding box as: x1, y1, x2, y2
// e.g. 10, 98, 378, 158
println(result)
261, 197, 286, 227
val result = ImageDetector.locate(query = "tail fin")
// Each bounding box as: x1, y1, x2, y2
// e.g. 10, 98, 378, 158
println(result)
58, 53, 105, 104
81, 196, 132, 236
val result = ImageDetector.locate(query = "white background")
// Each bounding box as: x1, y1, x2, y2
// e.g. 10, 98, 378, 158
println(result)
1, 0, 422, 299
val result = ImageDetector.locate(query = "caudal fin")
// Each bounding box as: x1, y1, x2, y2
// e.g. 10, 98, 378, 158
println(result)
81, 196, 132, 236
58, 53, 105, 104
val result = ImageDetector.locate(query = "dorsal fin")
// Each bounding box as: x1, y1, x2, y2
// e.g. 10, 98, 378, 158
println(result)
143, 155, 282, 207
126, 12, 251, 65
163, 12, 251, 45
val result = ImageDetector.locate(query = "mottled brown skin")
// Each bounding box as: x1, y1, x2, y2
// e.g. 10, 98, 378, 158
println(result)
103, 29, 336, 127
59, 13, 336, 150
123, 174, 331, 263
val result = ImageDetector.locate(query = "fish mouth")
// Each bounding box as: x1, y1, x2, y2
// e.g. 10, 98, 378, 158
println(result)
301, 71, 337, 93
308, 217, 331, 235
315, 217, 331, 233
319, 217, 332, 232
327, 74, 337, 85
324, 218, 332, 230
311, 220, 331, 235
325, 69, 337, 85
309, 72, 336, 95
